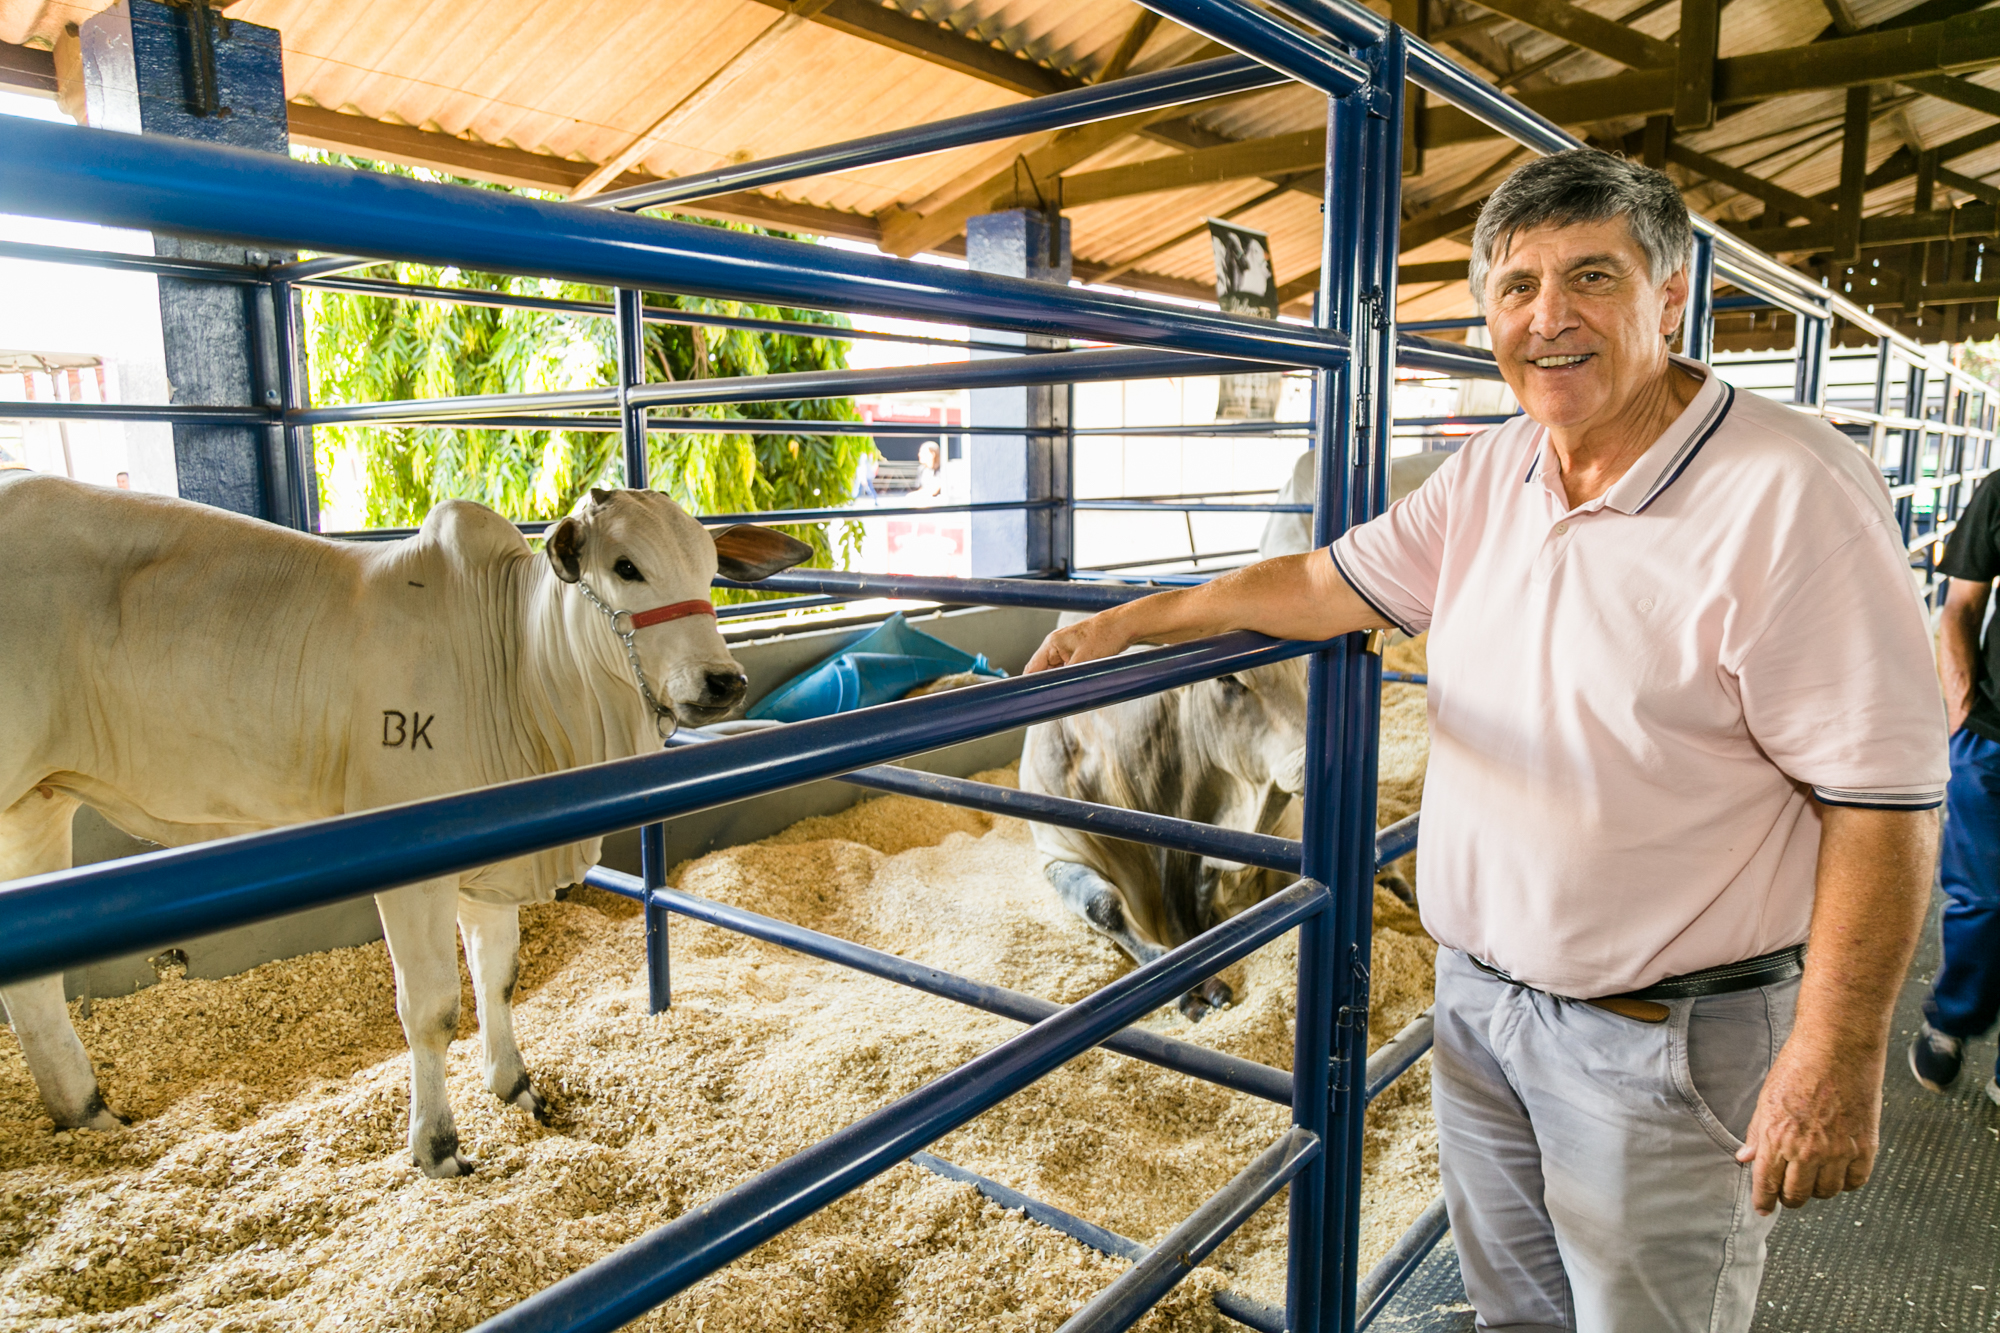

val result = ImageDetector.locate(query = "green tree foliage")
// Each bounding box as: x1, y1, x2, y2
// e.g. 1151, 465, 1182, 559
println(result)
299, 155, 871, 587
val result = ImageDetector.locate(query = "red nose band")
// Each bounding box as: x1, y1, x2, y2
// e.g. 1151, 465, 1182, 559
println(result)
627, 599, 719, 629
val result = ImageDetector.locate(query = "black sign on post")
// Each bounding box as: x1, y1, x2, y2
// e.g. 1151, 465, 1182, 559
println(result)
1207, 219, 1282, 420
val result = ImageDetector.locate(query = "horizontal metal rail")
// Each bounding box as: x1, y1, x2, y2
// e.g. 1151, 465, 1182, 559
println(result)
1395, 332, 1505, 380
1374, 812, 1419, 866
907, 1154, 1290, 1333
1070, 421, 1311, 437
1139, 0, 1370, 96
1057, 1126, 1321, 1333
1362, 1009, 1435, 1103
714, 593, 862, 620
1355, 1195, 1451, 1329
0, 236, 263, 283
1075, 499, 1313, 513
470, 879, 1328, 1333
304, 415, 1040, 438
1381, 670, 1428, 684
586, 870, 1294, 1106
0, 628, 1332, 987
319, 502, 1047, 544
291, 347, 1290, 426
299, 271, 1037, 356
0, 400, 272, 426
1394, 414, 1514, 428
718, 567, 1163, 612
1087, 547, 1260, 573
595, 55, 1292, 210
0, 116, 1349, 369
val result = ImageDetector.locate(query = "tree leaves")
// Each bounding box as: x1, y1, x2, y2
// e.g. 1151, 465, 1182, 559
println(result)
300, 153, 871, 593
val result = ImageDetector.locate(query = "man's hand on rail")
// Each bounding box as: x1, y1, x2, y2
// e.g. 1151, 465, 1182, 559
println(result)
1024, 551, 1391, 674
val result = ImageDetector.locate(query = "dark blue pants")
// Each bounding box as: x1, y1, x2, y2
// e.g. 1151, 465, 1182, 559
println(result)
1926, 728, 2000, 1066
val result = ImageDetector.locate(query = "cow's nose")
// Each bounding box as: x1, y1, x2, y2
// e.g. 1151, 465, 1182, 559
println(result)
704, 669, 749, 703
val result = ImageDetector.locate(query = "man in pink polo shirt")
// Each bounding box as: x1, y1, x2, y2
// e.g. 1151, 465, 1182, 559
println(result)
1028, 150, 1946, 1332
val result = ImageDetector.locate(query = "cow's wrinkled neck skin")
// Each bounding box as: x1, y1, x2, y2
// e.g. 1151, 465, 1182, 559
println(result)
516, 559, 659, 774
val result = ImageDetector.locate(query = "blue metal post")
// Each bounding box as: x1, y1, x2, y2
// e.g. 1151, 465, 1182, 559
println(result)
1288, 31, 1400, 1320
615, 286, 672, 1014
1683, 232, 1714, 363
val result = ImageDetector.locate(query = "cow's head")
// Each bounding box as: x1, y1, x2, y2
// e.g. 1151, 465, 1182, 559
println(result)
545, 489, 812, 728
1191, 656, 1310, 798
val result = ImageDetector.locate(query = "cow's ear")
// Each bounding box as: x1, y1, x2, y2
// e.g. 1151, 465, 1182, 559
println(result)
589, 487, 615, 508
547, 517, 584, 583
713, 524, 814, 582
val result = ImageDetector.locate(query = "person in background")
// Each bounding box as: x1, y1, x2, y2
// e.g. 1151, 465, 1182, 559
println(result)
114, 471, 131, 489
1026, 149, 1945, 1333
1910, 472, 2000, 1106
852, 449, 879, 505
913, 440, 944, 502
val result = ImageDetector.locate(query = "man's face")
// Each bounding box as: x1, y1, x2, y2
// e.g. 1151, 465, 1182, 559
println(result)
1482, 215, 1688, 434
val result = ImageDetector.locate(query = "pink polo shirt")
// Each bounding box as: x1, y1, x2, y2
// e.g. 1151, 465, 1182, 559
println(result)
1332, 357, 1948, 996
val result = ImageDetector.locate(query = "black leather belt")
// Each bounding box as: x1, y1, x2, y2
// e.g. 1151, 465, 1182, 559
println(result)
1467, 944, 1806, 1003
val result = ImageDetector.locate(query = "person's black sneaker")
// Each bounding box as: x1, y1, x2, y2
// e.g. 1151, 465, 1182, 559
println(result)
1909, 1022, 1965, 1092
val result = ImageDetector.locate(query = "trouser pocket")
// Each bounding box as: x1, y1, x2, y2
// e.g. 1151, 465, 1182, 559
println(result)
1667, 980, 1798, 1155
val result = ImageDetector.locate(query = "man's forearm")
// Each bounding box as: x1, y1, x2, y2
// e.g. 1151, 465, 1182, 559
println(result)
1792, 805, 1935, 1060
1940, 602, 1984, 730
1103, 552, 1388, 646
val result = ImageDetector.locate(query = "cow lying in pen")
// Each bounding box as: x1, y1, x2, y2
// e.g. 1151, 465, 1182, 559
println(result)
1023, 450, 1445, 1019
0, 477, 808, 1176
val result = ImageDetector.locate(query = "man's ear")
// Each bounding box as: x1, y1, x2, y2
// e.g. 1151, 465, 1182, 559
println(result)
547, 516, 584, 583
713, 524, 815, 582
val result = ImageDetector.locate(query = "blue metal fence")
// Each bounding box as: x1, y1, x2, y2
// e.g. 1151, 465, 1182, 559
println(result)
0, 2, 1995, 1329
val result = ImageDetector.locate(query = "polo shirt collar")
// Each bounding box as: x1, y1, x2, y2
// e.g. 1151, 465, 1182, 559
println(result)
1520, 355, 1735, 516
1599, 356, 1733, 515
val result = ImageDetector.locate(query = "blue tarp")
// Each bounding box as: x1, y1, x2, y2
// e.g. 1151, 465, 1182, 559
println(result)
746, 613, 1006, 722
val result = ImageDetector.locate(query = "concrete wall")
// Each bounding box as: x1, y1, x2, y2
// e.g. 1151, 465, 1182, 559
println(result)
50, 604, 1057, 1007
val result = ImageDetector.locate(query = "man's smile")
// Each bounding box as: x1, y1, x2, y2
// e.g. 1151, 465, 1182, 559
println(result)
1529, 353, 1595, 368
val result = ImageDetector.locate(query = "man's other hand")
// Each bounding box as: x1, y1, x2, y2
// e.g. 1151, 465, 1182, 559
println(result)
1735, 1045, 1878, 1215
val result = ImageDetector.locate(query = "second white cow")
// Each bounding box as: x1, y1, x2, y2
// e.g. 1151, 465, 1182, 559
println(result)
0, 477, 808, 1175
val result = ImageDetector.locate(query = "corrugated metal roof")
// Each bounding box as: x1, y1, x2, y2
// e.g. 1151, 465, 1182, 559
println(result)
6, 0, 1993, 320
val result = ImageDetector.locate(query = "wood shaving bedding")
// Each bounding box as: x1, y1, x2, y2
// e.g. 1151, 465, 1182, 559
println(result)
0, 647, 1436, 1332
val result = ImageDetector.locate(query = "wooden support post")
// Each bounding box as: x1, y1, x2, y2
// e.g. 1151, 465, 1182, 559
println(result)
1834, 85, 1872, 264
1908, 149, 1937, 314
1642, 114, 1670, 169
1395, 0, 1428, 176
1674, 0, 1719, 131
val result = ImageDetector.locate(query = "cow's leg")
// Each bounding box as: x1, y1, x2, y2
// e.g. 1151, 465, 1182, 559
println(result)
1049, 859, 1222, 1020
375, 879, 474, 1178
0, 789, 122, 1131
456, 896, 545, 1122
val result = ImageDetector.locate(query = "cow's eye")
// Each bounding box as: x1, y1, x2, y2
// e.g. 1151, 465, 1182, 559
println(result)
613, 558, 645, 582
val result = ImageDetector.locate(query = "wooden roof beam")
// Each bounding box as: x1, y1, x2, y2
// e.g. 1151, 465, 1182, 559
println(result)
286, 105, 883, 243
1425, 5, 2000, 147
1731, 200, 2000, 251
1664, 141, 1836, 222
1458, 0, 1676, 70
741, 0, 1081, 97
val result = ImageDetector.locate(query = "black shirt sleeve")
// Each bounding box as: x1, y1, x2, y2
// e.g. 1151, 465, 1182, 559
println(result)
1940, 470, 2000, 583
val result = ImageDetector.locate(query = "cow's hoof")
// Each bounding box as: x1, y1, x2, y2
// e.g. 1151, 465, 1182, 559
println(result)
417, 1151, 479, 1179
1197, 977, 1234, 1011
1178, 991, 1212, 1023
415, 1128, 477, 1178
511, 1085, 551, 1125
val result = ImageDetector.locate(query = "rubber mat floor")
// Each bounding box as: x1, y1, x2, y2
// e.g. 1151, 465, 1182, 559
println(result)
1366, 891, 2000, 1333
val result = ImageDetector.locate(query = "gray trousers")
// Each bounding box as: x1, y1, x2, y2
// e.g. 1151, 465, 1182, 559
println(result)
1432, 948, 1800, 1333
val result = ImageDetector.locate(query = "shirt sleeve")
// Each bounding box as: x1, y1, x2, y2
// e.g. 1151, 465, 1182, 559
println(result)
1738, 524, 1949, 810
1939, 470, 2000, 584
1327, 449, 1458, 636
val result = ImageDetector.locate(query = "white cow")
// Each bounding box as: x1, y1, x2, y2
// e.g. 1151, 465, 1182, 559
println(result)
0, 477, 808, 1176
1024, 448, 1449, 1017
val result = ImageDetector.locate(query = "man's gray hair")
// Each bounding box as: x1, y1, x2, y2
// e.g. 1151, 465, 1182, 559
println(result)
1468, 149, 1692, 309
